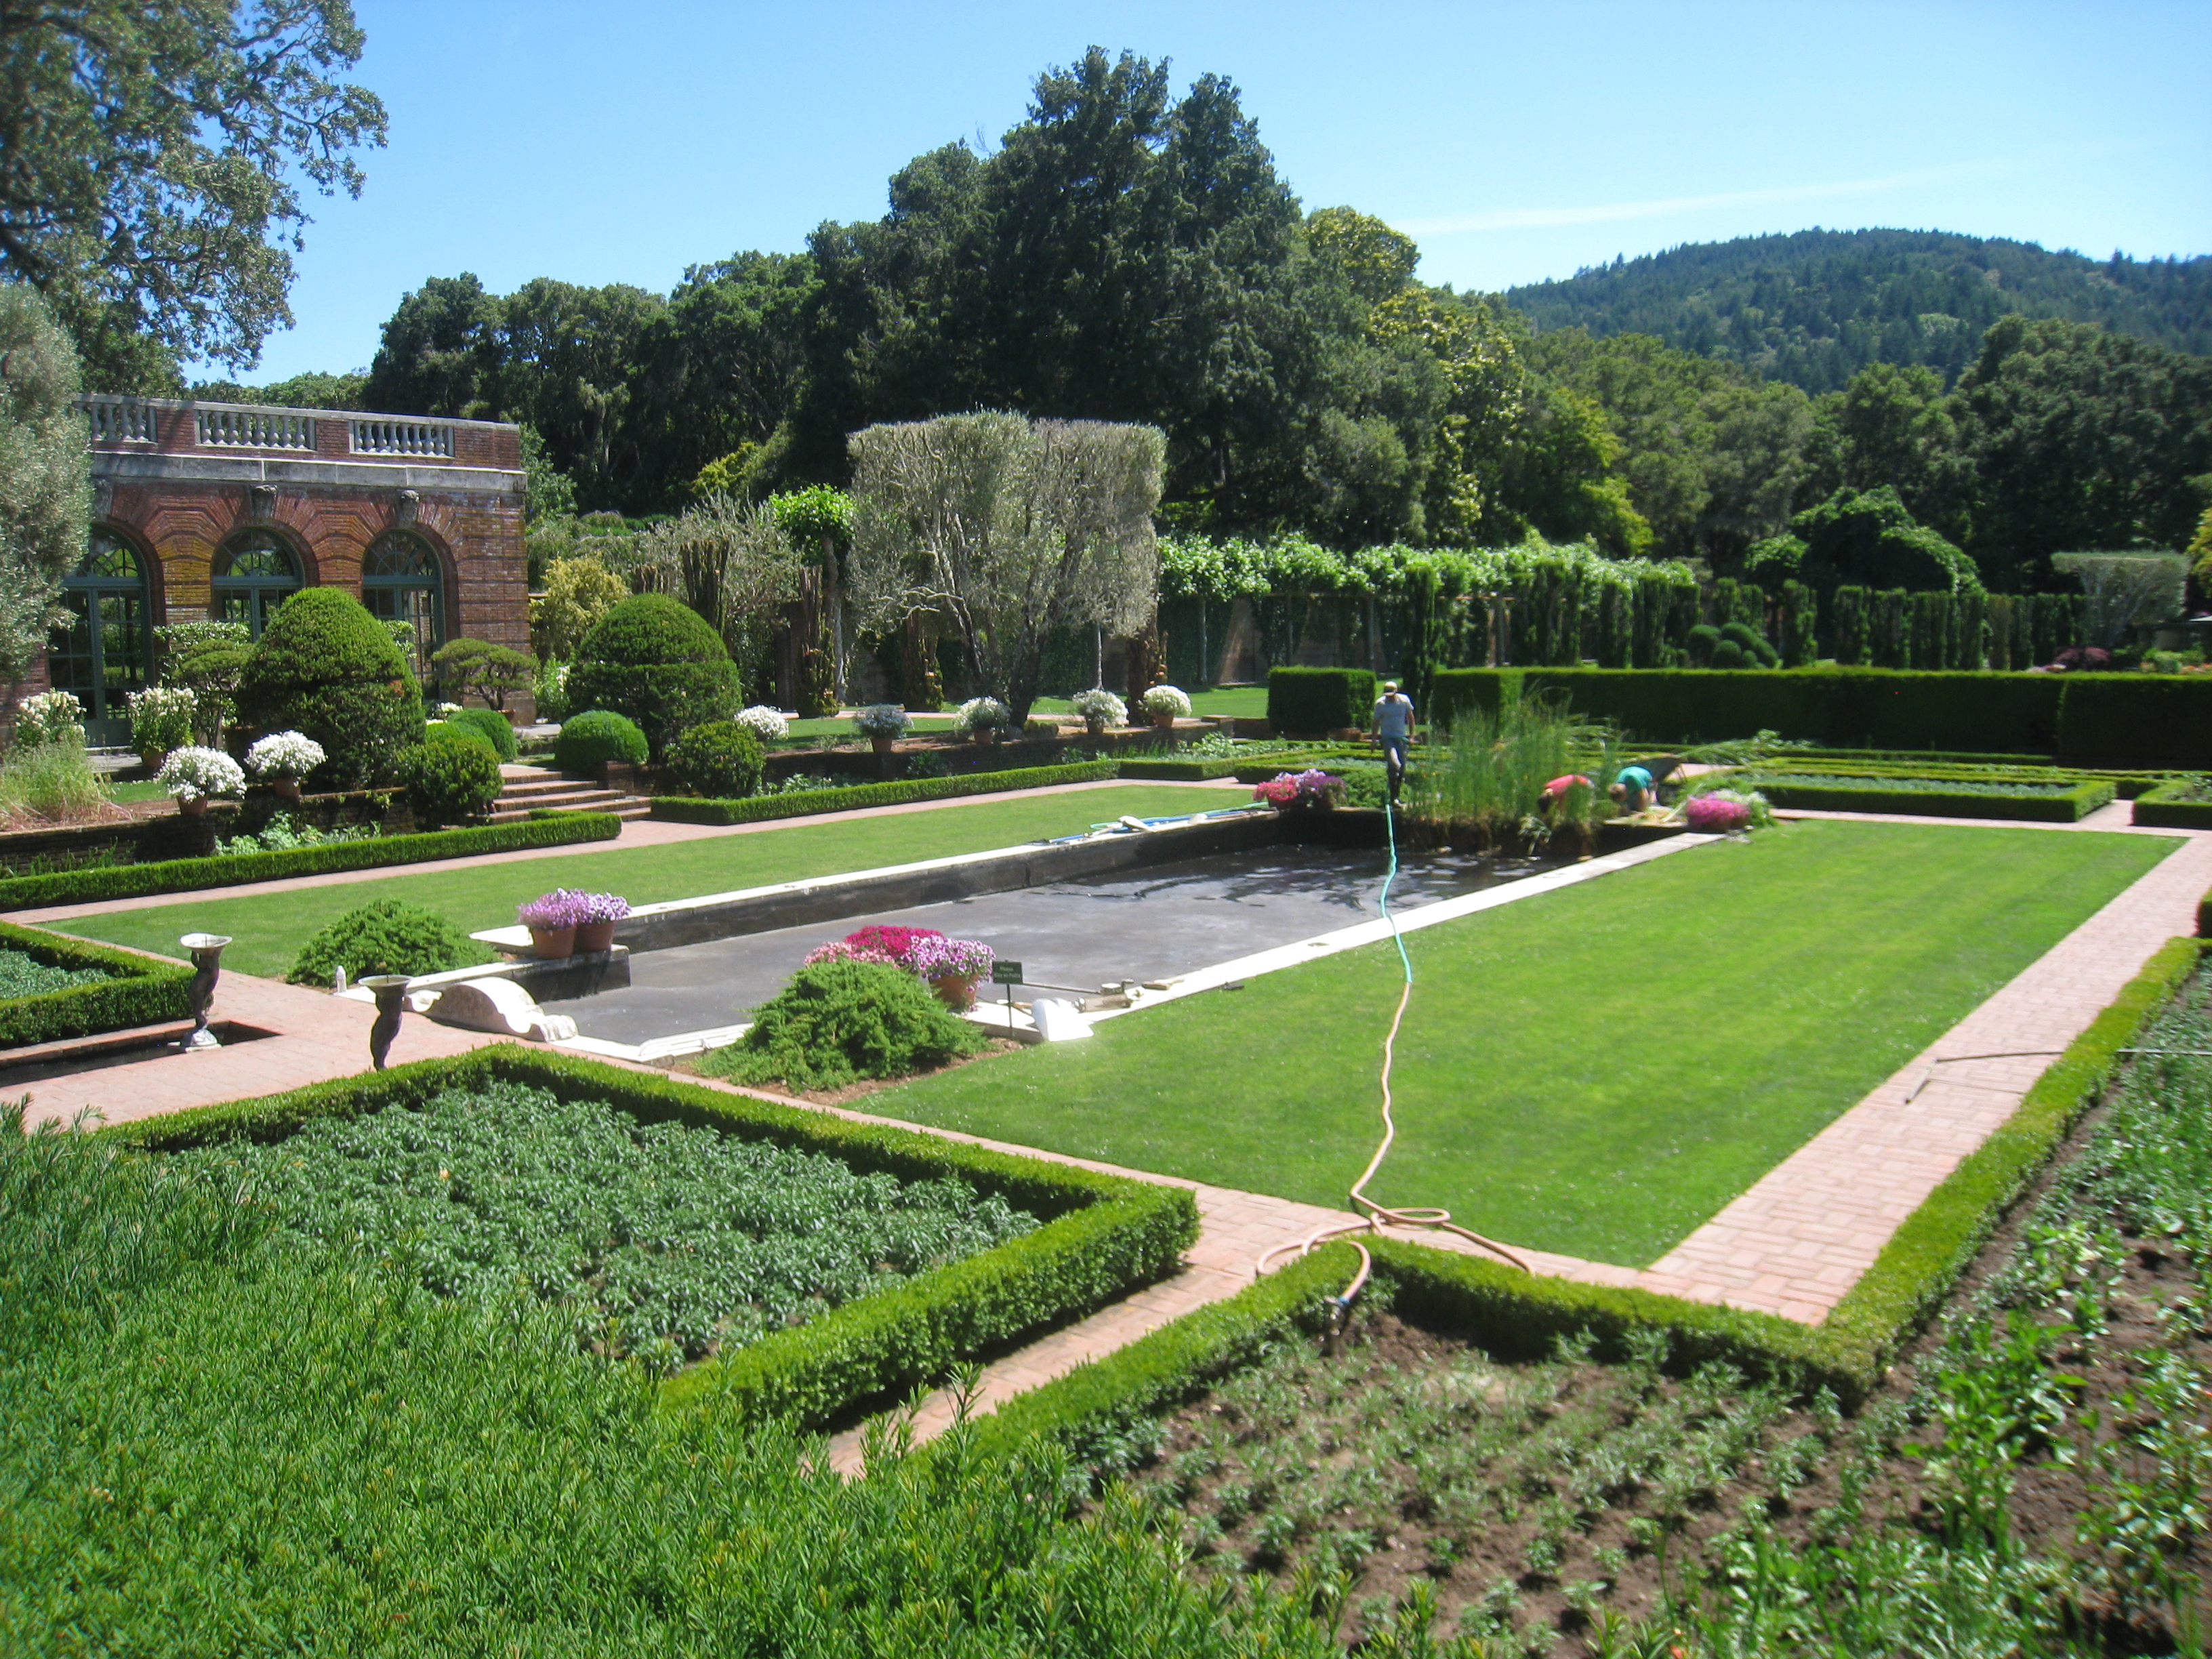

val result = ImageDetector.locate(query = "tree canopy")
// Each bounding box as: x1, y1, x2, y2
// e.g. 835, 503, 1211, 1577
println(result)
0, 0, 386, 388
0, 284, 89, 674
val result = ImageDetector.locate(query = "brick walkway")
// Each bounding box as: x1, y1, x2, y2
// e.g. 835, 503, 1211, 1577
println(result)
17, 970, 501, 1132
13, 779, 1244, 928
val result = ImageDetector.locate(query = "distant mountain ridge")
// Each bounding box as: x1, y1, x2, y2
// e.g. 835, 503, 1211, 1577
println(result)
1504, 228, 2212, 393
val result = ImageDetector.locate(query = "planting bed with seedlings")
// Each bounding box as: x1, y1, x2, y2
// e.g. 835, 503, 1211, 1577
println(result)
171, 1079, 1037, 1373
1062, 958, 2212, 1654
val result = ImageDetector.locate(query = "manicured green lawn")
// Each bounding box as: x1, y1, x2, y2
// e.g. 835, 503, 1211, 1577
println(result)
866, 820, 2175, 1267
106, 779, 167, 803
56, 783, 1244, 980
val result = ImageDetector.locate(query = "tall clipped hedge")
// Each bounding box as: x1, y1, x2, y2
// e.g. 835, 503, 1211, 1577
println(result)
1267, 667, 1376, 735
237, 588, 425, 786
566, 594, 741, 756
1423, 667, 2212, 764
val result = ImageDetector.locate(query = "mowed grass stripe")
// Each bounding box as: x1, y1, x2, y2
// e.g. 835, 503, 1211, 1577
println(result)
54, 783, 1244, 981
865, 820, 2175, 1267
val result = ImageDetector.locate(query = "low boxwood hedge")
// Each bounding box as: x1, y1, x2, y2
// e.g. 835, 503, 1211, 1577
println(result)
650, 760, 1119, 826
952, 937, 2207, 1453
1427, 667, 2212, 766
0, 922, 194, 1047
1744, 776, 2116, 822
0, 813, 623, 912
2132, 777, 2212, 830
105, 1044, 1195, 1433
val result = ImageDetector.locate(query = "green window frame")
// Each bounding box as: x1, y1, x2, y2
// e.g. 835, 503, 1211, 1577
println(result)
361, 531, 445, 680
212, 531, 302, 638
52, 531, 153, 745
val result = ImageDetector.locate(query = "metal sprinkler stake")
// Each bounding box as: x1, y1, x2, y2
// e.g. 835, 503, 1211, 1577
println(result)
178, 933, 231, 1049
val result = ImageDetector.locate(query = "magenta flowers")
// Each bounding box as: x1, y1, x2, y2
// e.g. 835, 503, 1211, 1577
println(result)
1685, 794, 1751, 832
1252, 769, 1343, 808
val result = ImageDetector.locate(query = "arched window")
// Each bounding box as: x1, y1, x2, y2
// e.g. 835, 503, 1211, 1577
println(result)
212, 531, 302, 638
361, 531, 444, 678
52, 532, 152, 743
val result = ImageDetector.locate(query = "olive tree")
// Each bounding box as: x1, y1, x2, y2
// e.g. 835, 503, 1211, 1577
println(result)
847, 413, 1164, 723
0, 285, 89, 678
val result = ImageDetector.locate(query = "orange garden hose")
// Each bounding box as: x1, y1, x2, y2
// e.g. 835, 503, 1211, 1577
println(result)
1256, 794, 1530, 1308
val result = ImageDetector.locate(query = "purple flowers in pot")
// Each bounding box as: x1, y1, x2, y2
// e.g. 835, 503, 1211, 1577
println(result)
905, 935, 994, 979
577, 891, 631, 924
518, 889, 592, 930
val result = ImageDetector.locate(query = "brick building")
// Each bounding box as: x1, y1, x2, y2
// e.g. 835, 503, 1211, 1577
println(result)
47, 394, 529, 743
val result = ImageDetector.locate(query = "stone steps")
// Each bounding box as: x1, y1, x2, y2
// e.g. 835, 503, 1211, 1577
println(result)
488, 766, 651, 823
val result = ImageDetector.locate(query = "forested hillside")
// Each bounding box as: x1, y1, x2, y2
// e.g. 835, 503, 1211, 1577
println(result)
1507, 229, 2212, 392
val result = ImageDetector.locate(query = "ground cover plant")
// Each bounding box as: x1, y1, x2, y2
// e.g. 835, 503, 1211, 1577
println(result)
286, 898, 482, 985
171, 1078, 1036, 1372
869, 820, 2173, 1265
0, 945, 108, 998
701, 958, 987, 1093
56, 782, 1243, 979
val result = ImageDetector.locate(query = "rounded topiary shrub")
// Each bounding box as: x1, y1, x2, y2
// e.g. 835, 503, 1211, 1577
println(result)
699, 958, 985, 1092
565, 594, 741, 756
238, 588, 424, 786
445, 705, 518, 761
664, 720, 764, 799
287, 899, 476, 986
554, 709, 649, 772
398, 726, 505, 826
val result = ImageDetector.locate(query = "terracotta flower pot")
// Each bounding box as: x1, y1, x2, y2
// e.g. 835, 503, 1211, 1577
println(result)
178, 795, 208, 818
871, 735, 897, 756
971, 727, 997, 745
270, 775, 302, 803
574, 918, 617, 953
1085, 717, 1107, 735
529, 924, 576, 960
930, 972, 979, 1011
1151, 711, 1175, 730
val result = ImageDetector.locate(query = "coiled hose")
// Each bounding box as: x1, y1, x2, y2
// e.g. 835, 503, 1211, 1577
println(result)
1256, 796, 1530, 1309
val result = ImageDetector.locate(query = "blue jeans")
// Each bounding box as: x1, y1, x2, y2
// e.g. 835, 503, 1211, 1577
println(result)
1380, 736, 1408, 794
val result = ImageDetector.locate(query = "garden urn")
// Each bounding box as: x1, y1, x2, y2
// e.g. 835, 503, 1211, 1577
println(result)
178, 933, 230, 1050
359, 975, 411, 1071
529, 924, 577, 960
930, 972, 979, 1011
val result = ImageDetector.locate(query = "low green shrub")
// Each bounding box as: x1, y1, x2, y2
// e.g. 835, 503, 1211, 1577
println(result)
443, 705, 518, 761
0, 814, 619, 912
554, 708, 649, 771
665, 719, 765, 799
1736, 774, 2114, 822
398, 727, 506, 827
1267, 667, 1376, 736
701, 959, 985, 1092
2131, 775, 2212, 829
285, 899, 481, 985
650, 760, 1118, 825
0, 921, 194, 1046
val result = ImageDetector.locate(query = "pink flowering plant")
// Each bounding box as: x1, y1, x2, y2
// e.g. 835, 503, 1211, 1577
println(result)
802, 939, 900, 968
907, 935, 993, 980
518, 888, 592, 929
1683, 788, 1771, 834
1252, 769, 1344, 808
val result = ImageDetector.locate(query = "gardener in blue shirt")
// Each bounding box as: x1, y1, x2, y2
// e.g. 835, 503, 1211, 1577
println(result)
1373, 680, 1416, 802
1610, 764, 1656, 814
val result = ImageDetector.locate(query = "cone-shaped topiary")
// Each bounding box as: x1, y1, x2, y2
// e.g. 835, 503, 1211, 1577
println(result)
238, 588, 425, 787
567, 594, 741, 756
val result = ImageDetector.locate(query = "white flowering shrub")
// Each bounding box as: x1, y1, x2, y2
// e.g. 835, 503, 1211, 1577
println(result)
157, 745, 247, 802
953, 696, 1009, 733
245, 730, 326, 779
852, 704, 912, 738
1071, 688, 1127, 725
734, 704, 789, 743
126, 686, 197, 754
14, 690, 84, 749
1141, 684, 1192, 718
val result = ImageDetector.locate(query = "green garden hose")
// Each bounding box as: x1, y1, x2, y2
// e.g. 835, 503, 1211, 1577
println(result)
1258, 796, 1530, 1304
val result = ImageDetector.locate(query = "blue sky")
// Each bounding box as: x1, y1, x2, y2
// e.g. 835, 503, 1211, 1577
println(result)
232, 0, 2212, 382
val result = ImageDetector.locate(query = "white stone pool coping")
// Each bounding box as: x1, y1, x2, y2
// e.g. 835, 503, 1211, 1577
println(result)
542, 828, 1721, 1062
